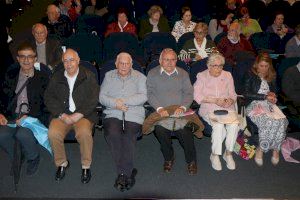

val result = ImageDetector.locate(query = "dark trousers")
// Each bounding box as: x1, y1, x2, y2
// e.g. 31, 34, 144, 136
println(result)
154, 125, 196, 164
0, 125, 39, 161
104, 118, 141, 176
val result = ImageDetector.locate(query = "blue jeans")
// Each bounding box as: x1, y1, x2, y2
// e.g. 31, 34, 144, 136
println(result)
0, 125, 39, 161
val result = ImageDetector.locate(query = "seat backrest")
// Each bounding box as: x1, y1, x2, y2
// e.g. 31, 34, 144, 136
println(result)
63, 32, 102, 65
249, 32, 281, 54
214, 32, 227, 45
75, 14, 106, 38
177, 32, 194, 52
277, 57, 300, 91
99, 59, 145, 85
142, 32, 177, 64
103, 32, 142, 62
145, 59, 189, 75
233, 51, 256, 94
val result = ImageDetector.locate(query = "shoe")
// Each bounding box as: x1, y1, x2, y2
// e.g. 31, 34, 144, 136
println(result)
163, 157, 175, 173
187, 161, 197, 175
223, 153, 236, 170
126, 168, 138, 191
81, 168, 91, 184
254, 150, 263, 167
55, 161, 70, 181
26, 155, 40, 176
210, 154, 222, 171
114, 174, 128, 192
271, 156, 279, 166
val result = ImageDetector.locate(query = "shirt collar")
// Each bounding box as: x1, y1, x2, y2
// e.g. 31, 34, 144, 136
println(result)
160, 67, 178, 76
36, 40, 46, 46
64, 68, 79, 79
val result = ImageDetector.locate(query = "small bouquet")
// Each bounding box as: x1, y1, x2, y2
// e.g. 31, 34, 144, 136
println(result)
233, 131, 256, 160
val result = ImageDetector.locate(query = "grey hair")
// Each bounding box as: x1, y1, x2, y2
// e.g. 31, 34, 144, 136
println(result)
47, 4, 60, 13
207, 52, 225, 67
62, 48, 80, 60
32, 23, 47, 32
159, 48, 177, 62
116, 52, 133, 64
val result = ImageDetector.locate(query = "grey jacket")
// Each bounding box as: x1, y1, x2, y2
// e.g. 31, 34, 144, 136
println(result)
99, 69, 147, 124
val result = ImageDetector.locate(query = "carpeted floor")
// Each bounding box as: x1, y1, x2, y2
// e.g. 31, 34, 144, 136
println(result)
0, 130, 300, 199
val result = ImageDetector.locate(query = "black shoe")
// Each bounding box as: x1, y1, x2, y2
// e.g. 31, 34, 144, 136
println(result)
114, 174, 127, 192
126, 168, 138, 191
55, 161, 70, 181
26, 155, 40, 176
81, 168, 91, 184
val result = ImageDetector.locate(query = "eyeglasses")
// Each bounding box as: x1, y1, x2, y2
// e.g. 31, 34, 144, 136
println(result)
210, 64, 223, 68
63, 58, 77, 64
194, 31, 206, 35
162, 58, 177, 62
18, 55, 36, 61
119, 62, 131, 66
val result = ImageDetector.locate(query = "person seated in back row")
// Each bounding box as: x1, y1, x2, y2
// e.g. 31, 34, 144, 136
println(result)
104, 8, 137, 38
138, 5, 170, 39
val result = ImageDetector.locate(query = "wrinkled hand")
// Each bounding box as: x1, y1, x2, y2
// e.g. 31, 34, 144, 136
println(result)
195, 54, 202, 61
215, 98, 226, 107
173, 107, 185, 117
157, 108, 169, 117
115, 98, 128, 112
69, 112, 84, 123
16, 115, 28, 126
0, 114, 8, 126
60, 113, 74, 125
223, 98, 234, 108
266, 92, 277, 104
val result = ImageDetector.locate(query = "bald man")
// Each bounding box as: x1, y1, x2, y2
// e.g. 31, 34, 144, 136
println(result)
31, 23, 62, 70
99, 52, 147, 191
44, 48, 99, 184
217, 22, 254, 66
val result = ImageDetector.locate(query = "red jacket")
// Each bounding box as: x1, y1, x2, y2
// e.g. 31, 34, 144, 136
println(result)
104, 22, 137, 37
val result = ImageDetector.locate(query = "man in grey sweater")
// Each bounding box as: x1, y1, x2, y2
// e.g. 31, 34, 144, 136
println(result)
146, 48, 197, 175
100, 52, 147, 191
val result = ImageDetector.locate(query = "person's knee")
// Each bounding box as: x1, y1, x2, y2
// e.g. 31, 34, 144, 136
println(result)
75, 128, 92, 140
16, 128, 34, 141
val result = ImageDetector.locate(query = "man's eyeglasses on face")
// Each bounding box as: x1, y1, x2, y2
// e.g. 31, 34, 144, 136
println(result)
63, 58, 76, 64
163, 58, 177, 62
18, 55, 36, 61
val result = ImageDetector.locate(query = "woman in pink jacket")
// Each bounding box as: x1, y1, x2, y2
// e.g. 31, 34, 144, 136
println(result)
194, 52, 239, 171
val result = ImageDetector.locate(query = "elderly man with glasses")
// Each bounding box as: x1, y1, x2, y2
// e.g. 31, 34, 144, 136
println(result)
146, 48, 198, 175
44, 48, 99, 184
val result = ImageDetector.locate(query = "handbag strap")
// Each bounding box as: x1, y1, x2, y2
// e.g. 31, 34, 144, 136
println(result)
7, 78, 31, 112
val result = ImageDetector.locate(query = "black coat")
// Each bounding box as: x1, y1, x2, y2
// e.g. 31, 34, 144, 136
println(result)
0, 67, 50, 125
44, 66, 100, 124
242, 70, 276, 106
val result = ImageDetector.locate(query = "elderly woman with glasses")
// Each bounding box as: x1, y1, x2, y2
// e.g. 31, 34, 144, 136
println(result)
178, 22, 216, 63
194, 52, 239, 171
